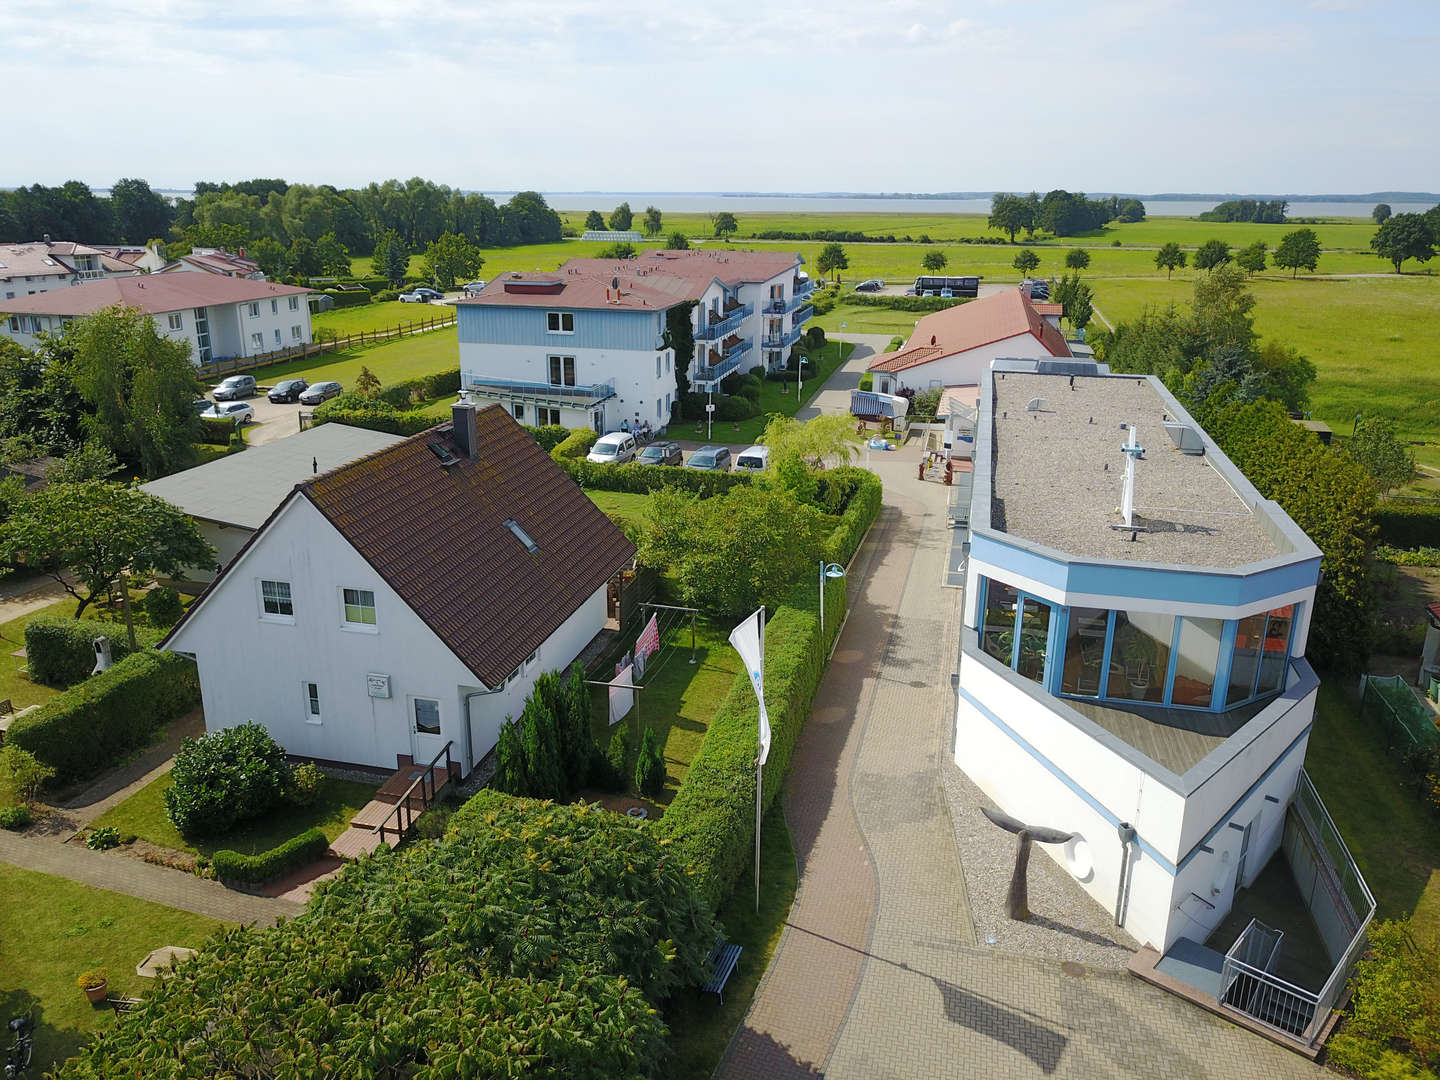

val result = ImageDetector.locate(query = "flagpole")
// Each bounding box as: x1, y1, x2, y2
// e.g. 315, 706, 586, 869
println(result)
755, 605, 765, 913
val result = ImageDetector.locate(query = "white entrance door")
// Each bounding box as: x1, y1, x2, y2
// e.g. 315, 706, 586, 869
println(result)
409, 696, 447, 766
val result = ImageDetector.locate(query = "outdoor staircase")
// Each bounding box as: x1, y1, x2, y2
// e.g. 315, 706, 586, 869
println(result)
327, 752, 454, 861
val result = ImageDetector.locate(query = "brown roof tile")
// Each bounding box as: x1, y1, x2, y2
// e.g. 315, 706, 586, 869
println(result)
903, 289, 1071, 360
0, 274, 309, 317
300, 405, 634, 686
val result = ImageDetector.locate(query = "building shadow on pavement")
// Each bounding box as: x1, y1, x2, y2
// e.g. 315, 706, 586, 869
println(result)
722, 1026, 827, 1079
927, 973, 1068, 1074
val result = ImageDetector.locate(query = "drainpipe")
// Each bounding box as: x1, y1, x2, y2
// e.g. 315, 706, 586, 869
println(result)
463, 686, 504, 776
1115, 821, 1137, 927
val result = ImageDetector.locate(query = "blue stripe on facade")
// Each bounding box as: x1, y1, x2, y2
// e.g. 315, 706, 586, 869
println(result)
458, 304, 665, 351
968, 531, 1320, 609
956, 684, 1178, 876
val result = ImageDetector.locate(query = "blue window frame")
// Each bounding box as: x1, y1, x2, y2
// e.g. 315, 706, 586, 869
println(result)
978, 577, 1056, 686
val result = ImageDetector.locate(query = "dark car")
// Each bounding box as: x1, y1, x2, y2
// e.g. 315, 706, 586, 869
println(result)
854, 279, 884, 293
685, 445, 731, 472
1021, 278, 1051, 301
268, 378, 309, 403
190, 398, 213, 415
298, 380, 342, 405
636, 441, 682, 467
400, 286, 444, 303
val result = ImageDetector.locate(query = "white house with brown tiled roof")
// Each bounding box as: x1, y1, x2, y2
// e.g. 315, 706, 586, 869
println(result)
0, 274, 312, 365
157, 247, 264, 279
868, 289, 1071, 396
457, 249, 813, 433
0, 239, 141, 299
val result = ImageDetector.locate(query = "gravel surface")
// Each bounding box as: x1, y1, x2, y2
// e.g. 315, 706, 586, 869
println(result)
943, 757, 1139, 970
990, 373, 1278, 568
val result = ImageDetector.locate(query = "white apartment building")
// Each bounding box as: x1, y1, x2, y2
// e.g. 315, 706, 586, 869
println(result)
0, 239, 141, 299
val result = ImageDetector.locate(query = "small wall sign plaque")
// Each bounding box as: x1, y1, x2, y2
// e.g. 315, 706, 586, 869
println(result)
367, 673, 391, 699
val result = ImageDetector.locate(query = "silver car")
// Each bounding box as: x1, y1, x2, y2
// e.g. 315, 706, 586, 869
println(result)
212, 374, 257, 400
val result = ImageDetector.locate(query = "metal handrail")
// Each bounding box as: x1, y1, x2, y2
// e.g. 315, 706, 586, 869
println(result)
376, 740, 454, 847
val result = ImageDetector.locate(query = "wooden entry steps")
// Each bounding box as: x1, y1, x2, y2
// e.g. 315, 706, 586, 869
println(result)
327, 760, 453, 862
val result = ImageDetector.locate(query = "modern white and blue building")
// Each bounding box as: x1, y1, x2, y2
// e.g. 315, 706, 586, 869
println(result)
455, 249, 813, 433
956, 359, 1372, 1048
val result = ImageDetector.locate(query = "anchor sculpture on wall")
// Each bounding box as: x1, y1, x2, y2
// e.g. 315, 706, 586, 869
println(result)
980, 806, 1077, 922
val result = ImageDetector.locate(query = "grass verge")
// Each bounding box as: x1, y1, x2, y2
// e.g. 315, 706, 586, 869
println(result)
91, 773, 378, 858
0, 864, 226, 1073
311, 301, 455, 337
244, 326, 458, 393
664, 801, 797, 1075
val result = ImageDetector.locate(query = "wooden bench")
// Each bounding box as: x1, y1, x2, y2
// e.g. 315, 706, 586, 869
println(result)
701, 939, 743, 1005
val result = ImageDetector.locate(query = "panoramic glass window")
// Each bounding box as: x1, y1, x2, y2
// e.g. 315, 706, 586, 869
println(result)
1256, 606, 1295, 695
1106, 610, 1173, 704
1172, 617, 1224, 707
981, 581, 1019, 665
1227, 613, 1269, 706
1016, 597, 1053, 684
1061, 608, 1109, 697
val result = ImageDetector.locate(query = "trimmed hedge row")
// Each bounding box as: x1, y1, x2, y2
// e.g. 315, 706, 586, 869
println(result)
1375, 503, 1440, 550
524, 424, 571, 452
845, 293, 971, 313
6, 651, 201, 785
820, 468, 884, 564
550, 428, 598, 461
197, 417, 238, 446
310, 404, 438, 436
24, 616, 166, 688
212, 828, 329, 885
654, 573, 849, 910
376, 369, 462, 408
558, 459, 752, 497
316, 289, 373, 309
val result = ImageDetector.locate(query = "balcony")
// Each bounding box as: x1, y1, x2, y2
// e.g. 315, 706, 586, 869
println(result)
72, 269, 106, 282
694, 302, 752, 341
761, 294, 810, 316
464, 376, 616, 405
793, 277, 815, 298
691, 340, 752, 388
761, 326, 803, 350
792, 303, 813, 326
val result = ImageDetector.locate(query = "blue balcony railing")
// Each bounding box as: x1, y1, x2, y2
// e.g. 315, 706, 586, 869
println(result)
761, 326, 803, 350
694, 303, 752, 341
791, 303, 813, 326
692, 340, 753, 387
465, 376, 616, 403
794, 277, 815, 298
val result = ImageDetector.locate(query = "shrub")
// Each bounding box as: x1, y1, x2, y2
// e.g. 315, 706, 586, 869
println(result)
317, 288, 371, 309
164, 722, 293, 837
0, 744, 54, 802
141, 586, 183, 628
557, 458, 750, 497
24, 615, 166, 688
635, 727, 665, 798
374, 288, 400, 302
85, 825, 121, 850
844, 293, 970, 313
76, 968, 108, 991
375, 368, 462, 408
7, 651, 200, 784
310, 395, 438, 437
0, 805, 31, 830
196, 417, 237, 446
604, 726, 629, 791
1375, 503, 1440, 550
1327, 918, 1440, 1078
211, 829, 329, 884
284, 762, 324, 807
714, 395, 756, 421
523, 423, 571, 451
550, 427, 598, 461
805, 325, 827, 350
821, 468, 883, 564
858, 372, 874, 391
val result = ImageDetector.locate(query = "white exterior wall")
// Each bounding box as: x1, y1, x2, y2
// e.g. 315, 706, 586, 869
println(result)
166, 495, 608, 774
229, 295, 313, 358
0, 271, 74, 298
461, 342, 676, 434
874, 335, 1057, 395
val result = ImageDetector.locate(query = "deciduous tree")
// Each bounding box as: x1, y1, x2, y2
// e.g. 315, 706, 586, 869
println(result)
711, 211, 738, 239
988, 193, 1033, 242
1347, 416, 1416, 493
1193, 239, 1232, 270
665, 230, 689, 250
1370, 213, 1436, 273
1236, 240, 1268, 276
1154, 241, 1186, 279
608, 202, 633, 231
1012, 249, 1040, 275
1064, 248, 1091, 272
817, 242, 849, 281
1372, 202, 1392, 225
643, 205, 663, 236
422, 231, 483, 288
921, 250, 948, 272
1273, 228, 1321, 277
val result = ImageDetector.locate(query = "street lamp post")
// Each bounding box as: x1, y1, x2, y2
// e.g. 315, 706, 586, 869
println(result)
819, 560, 846, 638
706, 391, 714, 441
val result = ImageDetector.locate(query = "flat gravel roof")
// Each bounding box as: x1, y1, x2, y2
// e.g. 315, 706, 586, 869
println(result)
989, 373, 1279, 568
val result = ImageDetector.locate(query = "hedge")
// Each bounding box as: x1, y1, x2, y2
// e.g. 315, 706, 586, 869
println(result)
558, 459, 751, 497
6, 651, 201, 784
197, 417, 237, 446
212, 828, 328, 885
652, 469, 881, 909
1374, 503, 1440, 550
310, 404, 438, 436
845, 293, 971, 313
524, 424, 571, 452
376, 369, 462, 408
24, 616, 166, 688
316, 289, 372, 309
550, 428, 598, 461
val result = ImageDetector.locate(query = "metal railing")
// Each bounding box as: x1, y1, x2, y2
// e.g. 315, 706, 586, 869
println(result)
793, 278, 815, 297
376, 741, 454, 847
792, 303, 814, 325
762, 326, 803, 350
1220, 920, 1318, 1040
465, 376, 616, 403
692, 349, 748, 387
694, 303, 751, 341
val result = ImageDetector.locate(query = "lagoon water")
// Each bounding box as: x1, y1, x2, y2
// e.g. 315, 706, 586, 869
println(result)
497, 193, 1436, 219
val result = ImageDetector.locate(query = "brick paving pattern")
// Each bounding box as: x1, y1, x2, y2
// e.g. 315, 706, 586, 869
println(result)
719, 436, 1328, 1079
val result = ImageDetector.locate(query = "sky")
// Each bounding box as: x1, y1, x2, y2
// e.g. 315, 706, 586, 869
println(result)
5, 0, 1438, 194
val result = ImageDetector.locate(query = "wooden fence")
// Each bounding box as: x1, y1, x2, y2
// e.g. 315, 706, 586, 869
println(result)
195, 312, 457, 380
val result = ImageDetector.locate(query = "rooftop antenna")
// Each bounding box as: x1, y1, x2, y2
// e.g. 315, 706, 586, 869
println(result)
1120, 423, 1144, 527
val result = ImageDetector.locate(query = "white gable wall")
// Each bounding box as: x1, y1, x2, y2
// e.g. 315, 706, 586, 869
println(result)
873, 334, 1058, 395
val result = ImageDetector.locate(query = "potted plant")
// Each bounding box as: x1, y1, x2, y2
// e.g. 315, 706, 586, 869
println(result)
77, 968, 109, 1004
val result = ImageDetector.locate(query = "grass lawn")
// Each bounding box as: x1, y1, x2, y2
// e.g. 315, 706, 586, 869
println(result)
665, 801, 797, 1075
697, 341, 855, 447
245, 325, 457, 393
1305, 681, 1440, 933
312, 300, 455, 337
586, 490, 653, 528
590, 620, 741, 801
0, 864, 226, 1073
91, 772, 378, 857
0, 596, 74, 712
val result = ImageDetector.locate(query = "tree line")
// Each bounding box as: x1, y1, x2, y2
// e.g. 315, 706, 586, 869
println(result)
987, 190, 1146, 241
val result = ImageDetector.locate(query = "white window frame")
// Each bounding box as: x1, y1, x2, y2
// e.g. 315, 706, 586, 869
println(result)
273, 328, 282, 346
250, 331, 263, 351
512, 403, 525, 420
548, 355, 576, 387
270, 299, 278, 314
167, 312, 183, 331
247, 302, 260, 318
258, 579, 294, 622
412, 696, 442, 736
535, 406, 560, 426
304, 681, 322, 724
545, 311, 575, 334
292, 324, 303, 340
340, 586, 378, 632
288, 295, 299, 311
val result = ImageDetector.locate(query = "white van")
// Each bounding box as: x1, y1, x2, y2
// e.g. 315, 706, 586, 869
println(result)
587, 432, 638, 464
734, 445, 770, 472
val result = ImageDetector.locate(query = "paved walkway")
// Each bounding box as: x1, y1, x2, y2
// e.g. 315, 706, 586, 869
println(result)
795, 333, 893, 423
719, 436, 1326, 1076
0, 573, 77, 626
0, 829, 301, 926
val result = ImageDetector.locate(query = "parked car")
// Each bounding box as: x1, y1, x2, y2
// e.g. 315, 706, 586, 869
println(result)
734, 445, 770, 472
190, 398, 213, 415
685, 445, 732, 472
267, 378, 309, 403
854, 279, 884, 293
636, 441, 682, 467
211, 374, 257, 400
199, 400, 253, 425
1021, 278, 1051, 300
298, 381, 343, 406
462, 280, 488, 297
399, 287, 444, 303
587, 432, 638, 465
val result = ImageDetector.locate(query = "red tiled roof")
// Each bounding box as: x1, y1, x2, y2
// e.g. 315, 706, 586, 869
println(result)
901, 289, 1071, 361
868, 345, 946, 373
0, 243, 80, 280
0, 275, 309, 317
462, 248, 802, 312
1032, 302, 1064, 317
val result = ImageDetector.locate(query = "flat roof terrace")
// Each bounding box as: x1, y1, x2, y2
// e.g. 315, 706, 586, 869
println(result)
990, 372, 1280, 568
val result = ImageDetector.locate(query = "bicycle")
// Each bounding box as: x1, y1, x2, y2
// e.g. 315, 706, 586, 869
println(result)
5, 1015, 33, 1079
